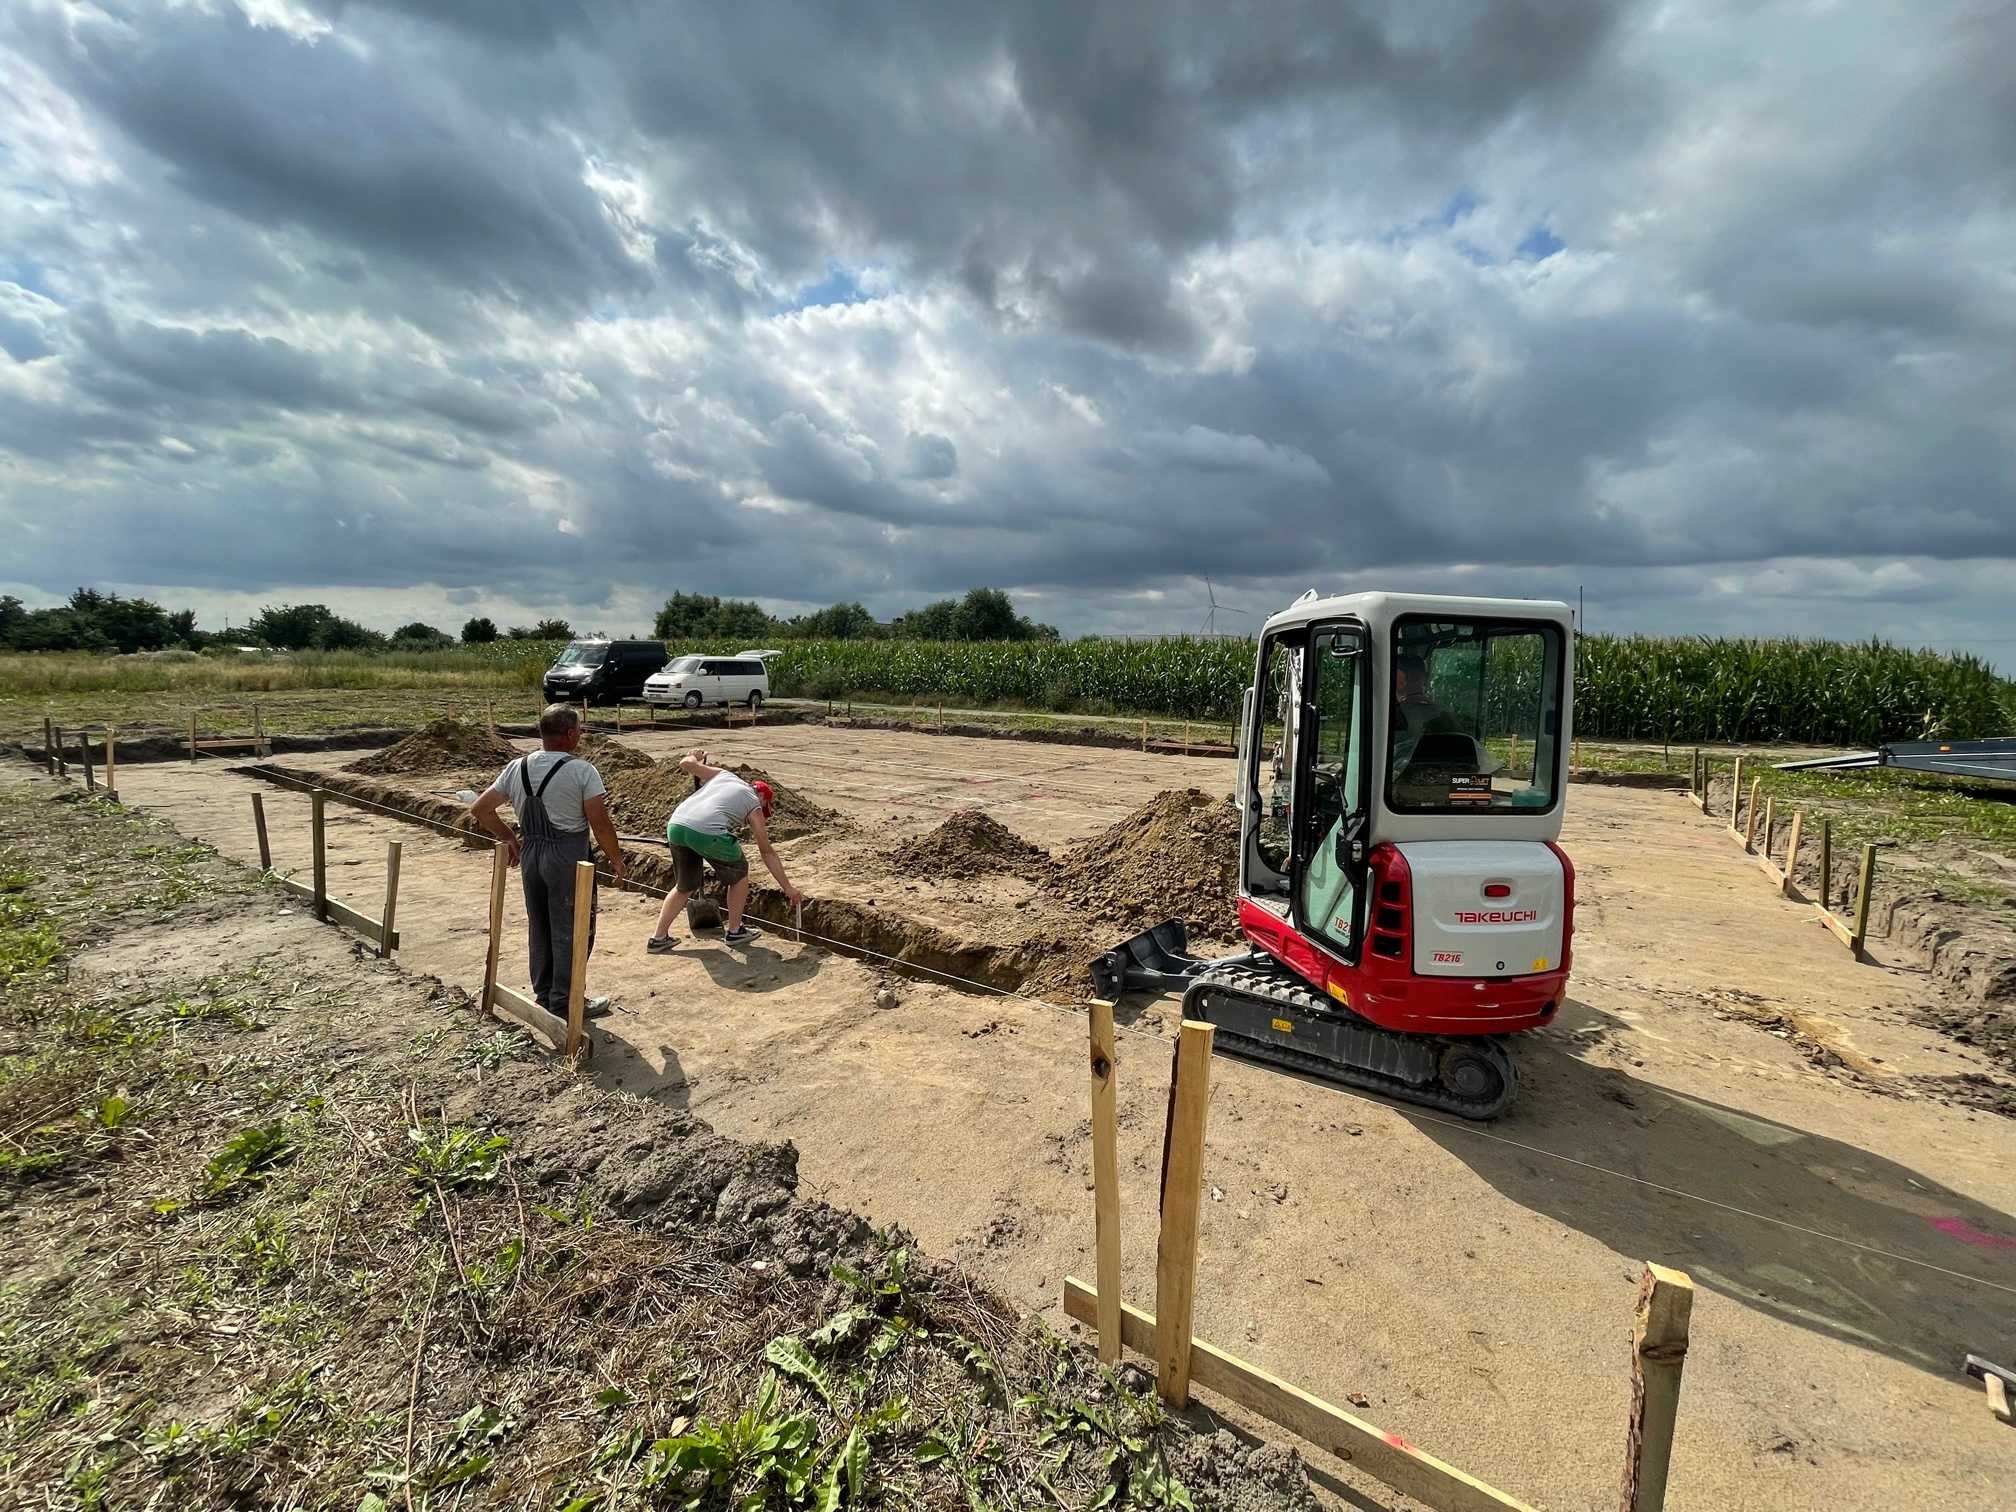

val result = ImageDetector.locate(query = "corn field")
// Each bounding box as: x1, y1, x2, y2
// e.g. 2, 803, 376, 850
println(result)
3, 633, 2008, 744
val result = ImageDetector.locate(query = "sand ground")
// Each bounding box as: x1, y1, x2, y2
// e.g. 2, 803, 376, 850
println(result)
104, 725, 2014, 1512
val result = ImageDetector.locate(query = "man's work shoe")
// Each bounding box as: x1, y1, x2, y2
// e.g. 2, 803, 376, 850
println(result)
646, 934, 679, 954
723, 924, 762, 945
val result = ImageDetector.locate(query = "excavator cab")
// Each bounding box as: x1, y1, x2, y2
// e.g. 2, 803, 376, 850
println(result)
1096, 591, 1574, 1119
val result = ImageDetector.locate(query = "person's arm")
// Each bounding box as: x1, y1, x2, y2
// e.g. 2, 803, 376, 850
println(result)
470, 787, 521, 868
745, 808, 802, 906
676, 748, 725, 784
583, 794, 626, 883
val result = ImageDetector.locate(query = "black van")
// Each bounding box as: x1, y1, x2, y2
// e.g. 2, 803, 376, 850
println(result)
541, 640, 669, 705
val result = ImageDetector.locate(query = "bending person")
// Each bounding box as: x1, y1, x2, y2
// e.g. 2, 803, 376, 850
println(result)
648, 749, 804, 952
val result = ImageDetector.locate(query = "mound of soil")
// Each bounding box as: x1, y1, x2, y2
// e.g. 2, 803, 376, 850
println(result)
576, 733, 653, 774
344, 717, 521, 776
604, 760, 843, 842
1045, 788, 1241, 940
887, 809, 1054, 881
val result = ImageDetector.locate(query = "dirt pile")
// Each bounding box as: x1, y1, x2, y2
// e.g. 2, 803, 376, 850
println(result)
604, 760, 844, 841
344, 717, 520, 776
887, 808, 1054, 880
577, 733, 653, 774
1045, 788, 1241, 940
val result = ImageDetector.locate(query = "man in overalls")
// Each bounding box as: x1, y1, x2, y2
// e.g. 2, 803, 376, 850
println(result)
470, 704, 627, 1022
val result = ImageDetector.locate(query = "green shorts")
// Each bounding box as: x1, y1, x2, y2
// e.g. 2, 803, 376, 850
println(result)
666, 822, 748, 889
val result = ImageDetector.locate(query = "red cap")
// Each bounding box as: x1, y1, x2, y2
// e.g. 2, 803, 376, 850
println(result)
751, 779, 775, 817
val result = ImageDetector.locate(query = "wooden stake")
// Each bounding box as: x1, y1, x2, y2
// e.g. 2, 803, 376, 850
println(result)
42, 716, 54, 775
1851, 844, 1876, 955
1619, 1262, 1694, 1512
104, 726, 116, 800
1089, 1000, 1122, 1366
255, 703, 268, 757
80, 731, 95, 792
189, 711, 198, 764
251, 793, 271, 871
1818, 819, 1832, 910
1183, 722, 1193, 756
1726, 757, 1743, 834
1742, 777, 1762, 852
310, 789, 328, 921
1760, 796, 1775, 859
1780, 810, 1804, 898
480, 843, 508, 1015
564, 858, 594, 1061
1155, 1019, 1214, 1407
380, 841, 403, 959
53, 726, 66, 780
1140, 717, 1148, 753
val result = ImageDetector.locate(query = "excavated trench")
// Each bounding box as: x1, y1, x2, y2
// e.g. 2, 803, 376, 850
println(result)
237, 762, 1098, 998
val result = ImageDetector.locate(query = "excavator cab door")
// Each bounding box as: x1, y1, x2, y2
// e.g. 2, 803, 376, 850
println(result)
1241, 619, 1370, 954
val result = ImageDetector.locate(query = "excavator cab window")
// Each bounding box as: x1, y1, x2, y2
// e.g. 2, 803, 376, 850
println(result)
1387, 617, 1563, 813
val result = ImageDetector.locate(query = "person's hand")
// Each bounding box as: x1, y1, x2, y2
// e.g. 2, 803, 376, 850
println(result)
606, 854, 627, 883
502, 835, 522, 869
782, 881, 804, 908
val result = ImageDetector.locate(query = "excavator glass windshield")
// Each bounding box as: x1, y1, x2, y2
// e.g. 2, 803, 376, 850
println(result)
1387, 617, 1563, 814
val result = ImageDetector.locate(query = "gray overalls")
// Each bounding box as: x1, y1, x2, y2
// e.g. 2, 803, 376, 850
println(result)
514, 754, 597, 1016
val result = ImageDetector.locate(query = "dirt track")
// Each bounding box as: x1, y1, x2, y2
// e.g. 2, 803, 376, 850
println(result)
105, 725, 2015, 1512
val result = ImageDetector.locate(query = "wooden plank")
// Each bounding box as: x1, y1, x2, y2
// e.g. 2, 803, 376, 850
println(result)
1155, 1019, 1214, 1407
1724, 757, 1743, 835
1742, 777, 1761, 853
310, 789, 329, 921
1089, 1000, 1122, 1366
1619, 1262, 1694, 1512
1985, 1373, 2011, 1422
486, 982, 565, 1052
1816, 905, 1855, 949
380, 840, 403, 959
480, 843, 508, 1021
271, 875, 398, 949
564, 857, 594, 1060
250, 792, 272, 871
1061, 1280, 1537, 1512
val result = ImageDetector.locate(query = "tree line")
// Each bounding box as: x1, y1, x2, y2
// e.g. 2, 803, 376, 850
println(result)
0, 584, 1054, 653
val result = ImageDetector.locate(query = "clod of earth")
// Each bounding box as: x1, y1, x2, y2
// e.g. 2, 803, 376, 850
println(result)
344, 718, 521, 777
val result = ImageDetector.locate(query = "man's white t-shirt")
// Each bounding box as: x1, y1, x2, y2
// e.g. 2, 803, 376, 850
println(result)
486, 751, 606, 835
668, 772, 760, 838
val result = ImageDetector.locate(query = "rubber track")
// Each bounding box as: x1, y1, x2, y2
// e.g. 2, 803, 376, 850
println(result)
1183, 959, 1518, 1120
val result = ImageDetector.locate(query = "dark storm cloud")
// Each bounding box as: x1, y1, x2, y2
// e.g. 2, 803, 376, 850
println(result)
29, 2, 641, 309
2, 0, 2012, 655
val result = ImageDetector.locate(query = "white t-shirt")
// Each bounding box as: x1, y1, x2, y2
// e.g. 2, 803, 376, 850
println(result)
668, 772, 761, 838
486, 751, 606, 835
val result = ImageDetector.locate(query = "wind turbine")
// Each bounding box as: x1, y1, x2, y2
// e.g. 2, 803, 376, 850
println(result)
1200, 577, 1250, 636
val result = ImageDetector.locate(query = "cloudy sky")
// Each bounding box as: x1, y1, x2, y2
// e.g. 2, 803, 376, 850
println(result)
2, 0, 2012, 658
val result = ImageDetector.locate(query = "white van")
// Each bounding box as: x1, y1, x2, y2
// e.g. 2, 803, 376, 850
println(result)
643, 654, 771, 709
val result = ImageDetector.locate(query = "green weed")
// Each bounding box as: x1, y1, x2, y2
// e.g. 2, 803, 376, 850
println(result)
199, 1123, 297, 1201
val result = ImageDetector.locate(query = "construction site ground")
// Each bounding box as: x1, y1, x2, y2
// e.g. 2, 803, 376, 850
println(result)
99, 723, 2014, 1512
